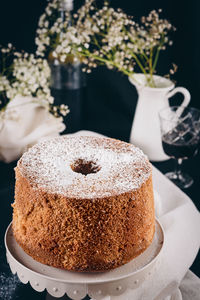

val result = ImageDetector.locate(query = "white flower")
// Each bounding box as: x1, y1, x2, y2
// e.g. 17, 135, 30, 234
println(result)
0, 76, 10, 92
44, 20, 49, 28
0, 47, 70, 119
34, 0, 174, 85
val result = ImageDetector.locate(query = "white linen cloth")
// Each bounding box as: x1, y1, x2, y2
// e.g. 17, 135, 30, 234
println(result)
0, 96, 65, 163
73, 131, 200, 300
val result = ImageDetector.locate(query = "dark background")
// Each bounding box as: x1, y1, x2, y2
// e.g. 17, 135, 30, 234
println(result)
0, 0, 200, 299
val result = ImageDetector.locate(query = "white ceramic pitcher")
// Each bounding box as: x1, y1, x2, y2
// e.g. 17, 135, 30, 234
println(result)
129, 74, 191, 161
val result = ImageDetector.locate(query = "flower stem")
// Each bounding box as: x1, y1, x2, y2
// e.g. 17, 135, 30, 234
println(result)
152, 48, 160, 73
80, 50, 132, 77
131, 53, 147, 75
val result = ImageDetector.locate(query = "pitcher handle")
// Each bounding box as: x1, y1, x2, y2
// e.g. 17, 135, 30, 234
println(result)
167, 87, 191, 107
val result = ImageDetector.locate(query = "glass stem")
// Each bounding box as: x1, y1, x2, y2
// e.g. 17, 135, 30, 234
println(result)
175, 158, 183, 179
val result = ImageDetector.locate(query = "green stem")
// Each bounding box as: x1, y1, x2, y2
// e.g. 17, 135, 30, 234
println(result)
152, 48, 160, 73
148, 47, 155, 87
129, 52, 155, 87
130, 52, 147, 74
149, 48, 153, 75
80, 50, 132, 77
152, 34, 165, 73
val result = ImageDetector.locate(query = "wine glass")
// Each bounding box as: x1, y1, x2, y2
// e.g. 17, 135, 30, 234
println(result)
159, 106, 200, 189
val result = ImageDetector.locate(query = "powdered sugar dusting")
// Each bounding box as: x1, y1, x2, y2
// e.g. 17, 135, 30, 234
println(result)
18, 136, 151, 198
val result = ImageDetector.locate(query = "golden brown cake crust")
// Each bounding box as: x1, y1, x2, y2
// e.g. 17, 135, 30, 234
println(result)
12, 136, 155, 272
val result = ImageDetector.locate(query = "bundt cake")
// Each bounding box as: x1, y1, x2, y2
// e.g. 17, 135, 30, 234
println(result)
12, 136, 155, 272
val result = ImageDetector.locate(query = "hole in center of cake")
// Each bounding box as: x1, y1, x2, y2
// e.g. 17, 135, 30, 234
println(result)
71, 159, 101, 176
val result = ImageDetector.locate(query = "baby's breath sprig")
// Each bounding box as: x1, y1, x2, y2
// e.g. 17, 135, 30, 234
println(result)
36, 1, 176, 88
49, 103, 70, 118
36, 0, 96, 63
76, 1, 136, 75
0, 44, 69, 119
125, 9, 176, 87
79, 5, 175, 87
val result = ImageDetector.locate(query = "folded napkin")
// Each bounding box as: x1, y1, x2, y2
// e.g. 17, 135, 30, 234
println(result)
73, 131, 200, 300
0, 95, 65, 163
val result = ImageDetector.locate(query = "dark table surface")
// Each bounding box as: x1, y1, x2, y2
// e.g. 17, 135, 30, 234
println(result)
0, 70, 200, 299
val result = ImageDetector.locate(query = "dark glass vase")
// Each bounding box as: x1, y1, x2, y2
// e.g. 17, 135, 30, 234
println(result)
49, 60, 86, 134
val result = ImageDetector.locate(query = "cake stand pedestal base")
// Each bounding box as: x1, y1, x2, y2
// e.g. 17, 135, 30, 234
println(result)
5, 221, 164, 300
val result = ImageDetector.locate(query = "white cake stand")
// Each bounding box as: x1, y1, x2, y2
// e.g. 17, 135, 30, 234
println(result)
5, 220, 164, 300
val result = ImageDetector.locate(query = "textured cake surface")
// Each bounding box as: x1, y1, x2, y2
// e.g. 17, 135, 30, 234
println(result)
12, 136, 155, 272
